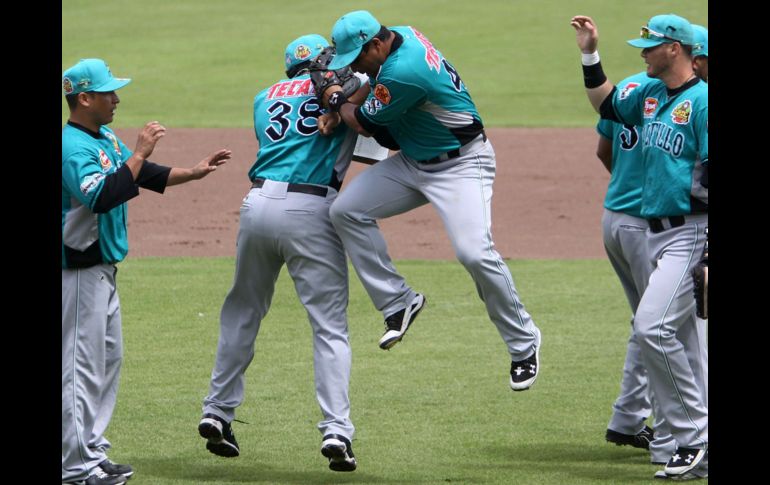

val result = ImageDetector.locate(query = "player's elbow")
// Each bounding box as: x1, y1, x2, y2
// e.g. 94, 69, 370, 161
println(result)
354, 125, 372, 137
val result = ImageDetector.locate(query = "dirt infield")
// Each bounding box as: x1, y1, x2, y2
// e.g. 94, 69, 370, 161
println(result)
118, 127, 609, 260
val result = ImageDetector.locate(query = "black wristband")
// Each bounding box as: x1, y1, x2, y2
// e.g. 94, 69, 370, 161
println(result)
328, 91, 348, 113
583, 61, 607, 89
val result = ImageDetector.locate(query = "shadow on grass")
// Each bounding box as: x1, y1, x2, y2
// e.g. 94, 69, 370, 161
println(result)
480, 442, 660, 482
132, 455, 442, 484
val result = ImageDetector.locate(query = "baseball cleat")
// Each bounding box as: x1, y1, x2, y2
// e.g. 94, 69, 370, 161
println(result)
98, 459, 134, 478
509, 328, 541, 391
663, 446, 706, 477
66, 465, 127, 485
199, 413, 240, 457
321, 434, 357, 472
605, 425, 654, 450
654, 469, 707, 480
379, 294, 426, 350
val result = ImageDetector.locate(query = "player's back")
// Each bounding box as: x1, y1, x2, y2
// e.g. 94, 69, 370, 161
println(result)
250, 74, 355, 186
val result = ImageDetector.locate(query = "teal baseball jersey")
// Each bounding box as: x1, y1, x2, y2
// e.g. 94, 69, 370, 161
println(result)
62, 123, 133, 268
610, 77, 708, 218
356, 26, 483, 161
597, 72, 652, 218
251, 73, 355, 186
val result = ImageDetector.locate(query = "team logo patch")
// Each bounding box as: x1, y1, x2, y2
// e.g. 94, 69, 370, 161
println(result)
104, 132, 122, 156
643, 97, 658, 118
294, 44, 312, 61
671, 100, 692, 125
80, 173, 105, 196
99, 150, 113, 171
62, 77, 74, 94
364, 98, 383, 115
619, 82, 640, 100
374, 84, 391, 104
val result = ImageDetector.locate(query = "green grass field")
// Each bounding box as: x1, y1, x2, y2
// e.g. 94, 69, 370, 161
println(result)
106, 258, 682, 484
63, 2, 708, 482
62, 0, 707, 128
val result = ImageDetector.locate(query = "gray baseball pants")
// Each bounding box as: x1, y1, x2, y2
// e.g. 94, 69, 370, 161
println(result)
62, 264, 122, 482
635, 215, 708, 450
203, 180, 354, 439
602, 209, 708, 461
329, 136, 540, 360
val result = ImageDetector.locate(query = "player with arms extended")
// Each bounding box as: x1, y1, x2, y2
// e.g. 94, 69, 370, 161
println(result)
572, 14, 708, 480
62, 58, 230, 485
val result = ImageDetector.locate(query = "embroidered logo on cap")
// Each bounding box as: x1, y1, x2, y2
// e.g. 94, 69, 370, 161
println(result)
63, 77, 74, 94
294, 44, 312, 61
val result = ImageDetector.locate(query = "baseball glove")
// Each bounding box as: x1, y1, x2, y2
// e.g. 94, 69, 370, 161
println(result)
308, 46, 360, 102
691, 228, 708, 319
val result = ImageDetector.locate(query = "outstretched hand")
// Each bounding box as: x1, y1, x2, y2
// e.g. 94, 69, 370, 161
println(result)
571, 15, 599, 53
189, 149, 231, 180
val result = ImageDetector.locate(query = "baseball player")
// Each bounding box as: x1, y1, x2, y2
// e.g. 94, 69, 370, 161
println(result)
62, 58, 231, 485
596, 71, 660, 457
314, 10, 542, 392
198, 34, 369, 472
691, 25, 708, 82
572, 14, 708, 479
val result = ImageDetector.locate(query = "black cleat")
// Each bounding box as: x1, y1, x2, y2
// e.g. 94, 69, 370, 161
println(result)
379, 294, 426, 350
605, 425, 654, 450
321, 434, 357, 472
199, 413, 240, 457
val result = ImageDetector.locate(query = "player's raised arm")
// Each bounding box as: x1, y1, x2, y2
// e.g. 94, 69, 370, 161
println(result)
571, 15, 614, 113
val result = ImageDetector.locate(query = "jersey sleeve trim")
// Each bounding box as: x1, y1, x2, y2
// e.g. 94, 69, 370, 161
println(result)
91, 164, 140, 213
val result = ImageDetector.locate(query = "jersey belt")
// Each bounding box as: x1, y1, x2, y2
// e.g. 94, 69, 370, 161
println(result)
417, 131, 487, 164
251, 177, 328, 197
648, 216, 685, 233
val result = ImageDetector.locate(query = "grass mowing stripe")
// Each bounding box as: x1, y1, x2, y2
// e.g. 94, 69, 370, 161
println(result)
62, 0, 707, 128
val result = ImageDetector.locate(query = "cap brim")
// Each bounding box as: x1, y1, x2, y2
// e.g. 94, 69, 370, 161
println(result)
627, 38, 664, 48
328, 49, 361, 70
92, 78, 132, 92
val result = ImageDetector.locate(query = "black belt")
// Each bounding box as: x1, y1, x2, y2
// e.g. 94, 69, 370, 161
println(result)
418, 131, 487, 164
648, 215, 686, 233
251, 178, 328, 197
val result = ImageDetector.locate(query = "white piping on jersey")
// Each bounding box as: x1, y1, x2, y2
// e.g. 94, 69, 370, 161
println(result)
418, 101, 475, 128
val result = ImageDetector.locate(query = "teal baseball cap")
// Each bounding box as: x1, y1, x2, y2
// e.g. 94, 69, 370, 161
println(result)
285, 34, 329, 75
627, 14, 694, 48
327, 10, 381, 70
692, 25, 708, 57
62, 58, 131, 96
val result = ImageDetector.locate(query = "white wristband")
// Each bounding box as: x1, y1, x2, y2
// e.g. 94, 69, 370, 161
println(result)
581, 51, 600, 66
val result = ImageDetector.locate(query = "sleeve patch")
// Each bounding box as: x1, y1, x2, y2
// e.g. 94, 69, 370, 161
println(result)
80, 173, 105, 195
619, 82, 641, 100
374, 84, 391, 104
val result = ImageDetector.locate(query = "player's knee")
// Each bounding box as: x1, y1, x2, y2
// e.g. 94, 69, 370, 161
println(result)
455, 245, 486, 270
329, 197, 351, 227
